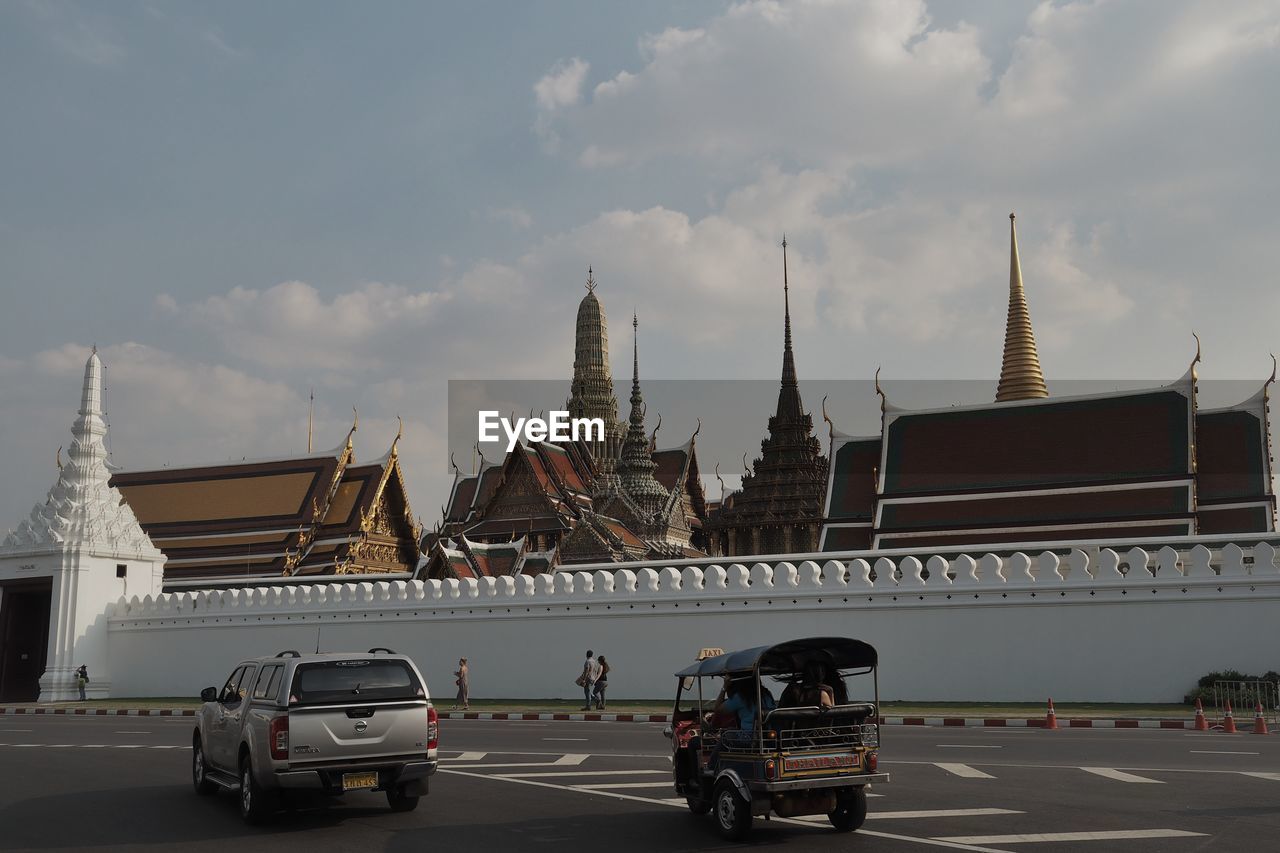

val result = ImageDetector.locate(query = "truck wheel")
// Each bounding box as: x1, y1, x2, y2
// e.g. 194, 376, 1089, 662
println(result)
713, 779, 752, 841
828, 787, 868, 832
192, 738, 217, 795
239, 755, 276, 825
386, 784, 420, 812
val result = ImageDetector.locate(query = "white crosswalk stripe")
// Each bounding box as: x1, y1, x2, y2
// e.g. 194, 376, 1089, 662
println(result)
935, 763, 996, 779
1080, 767, 1162, 784
935, 829, 1207, 844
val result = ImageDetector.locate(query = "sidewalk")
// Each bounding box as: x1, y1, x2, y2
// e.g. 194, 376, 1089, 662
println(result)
0, 699, 1211, 728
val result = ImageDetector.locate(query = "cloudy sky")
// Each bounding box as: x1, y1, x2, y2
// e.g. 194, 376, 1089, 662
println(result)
2, 0, 1279, 532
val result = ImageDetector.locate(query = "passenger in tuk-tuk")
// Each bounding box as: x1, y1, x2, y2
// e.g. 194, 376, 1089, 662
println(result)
779, 661, 847, 709
712, 675, 776, 748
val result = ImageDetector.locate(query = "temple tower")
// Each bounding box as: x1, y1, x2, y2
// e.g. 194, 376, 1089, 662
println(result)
0, 349, 164, 702
708, 239, 828, 555
995, 213, 1049, 402
567, 268, 625, 482
615, 314, 670, 517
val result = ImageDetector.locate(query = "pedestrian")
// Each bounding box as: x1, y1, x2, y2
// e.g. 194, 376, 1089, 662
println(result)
592, 655, 610, 710
453, 658, 469, 710
577, 650, 600, 710
75, 664, 89, 701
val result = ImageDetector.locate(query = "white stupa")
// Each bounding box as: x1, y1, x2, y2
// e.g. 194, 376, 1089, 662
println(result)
1, 348, 164, 702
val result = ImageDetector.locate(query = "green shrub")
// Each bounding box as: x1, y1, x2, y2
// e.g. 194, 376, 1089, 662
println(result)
1185, 670, 1280, 705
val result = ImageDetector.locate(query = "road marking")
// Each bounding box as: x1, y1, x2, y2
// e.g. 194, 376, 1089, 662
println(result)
1080, 767, 1162, 784
934, 763, 996, 779
1242, 771, 1280, 781
441, 767, 1010, 852
937, 745, 1003, 749
451, 751, 488, 761
115, 731, 151, 734
873, 809, 1023, 820
542, 738, 589, 741
0, 729, 32, 732
574, 781, 674, 790
500, 769, 668, 779
935, 829, 1206, 844
450, 753, 590, 769
1190, 750, 1259, 755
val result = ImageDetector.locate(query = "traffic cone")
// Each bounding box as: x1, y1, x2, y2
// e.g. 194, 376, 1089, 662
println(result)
1253, 703, 1269, 735
1045, 697, 1058, 730
1193, 698, 1208, 731
1223, 701, 1237, 734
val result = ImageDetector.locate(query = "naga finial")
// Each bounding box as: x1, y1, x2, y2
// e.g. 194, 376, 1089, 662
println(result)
821, 394, 835, 445
56, 445, 63, 470
714, 463, 725, 503
874, 367, 886, 413
1189, 332, 1202, 382
691, 417, 701, 442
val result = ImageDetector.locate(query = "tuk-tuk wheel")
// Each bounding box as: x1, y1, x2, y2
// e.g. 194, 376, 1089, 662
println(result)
686, 796, 711, 815
828, 787, 868, 832
713, 779, 752, 840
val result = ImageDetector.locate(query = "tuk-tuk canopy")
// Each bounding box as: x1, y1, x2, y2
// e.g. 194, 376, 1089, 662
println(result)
673, 637, 878, 678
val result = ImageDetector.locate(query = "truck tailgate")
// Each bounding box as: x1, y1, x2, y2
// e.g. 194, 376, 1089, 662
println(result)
288, 702, 428, 764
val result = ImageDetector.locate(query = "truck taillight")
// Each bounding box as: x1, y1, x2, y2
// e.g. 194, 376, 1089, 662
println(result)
427, 705, 439, 751
270, 716, 289, 761
764, 759, 778, 780
867, 751, 878, 772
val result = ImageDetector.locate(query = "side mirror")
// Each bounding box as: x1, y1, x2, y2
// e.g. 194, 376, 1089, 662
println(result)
200, 687, 218, 703
662, 726, 673, 739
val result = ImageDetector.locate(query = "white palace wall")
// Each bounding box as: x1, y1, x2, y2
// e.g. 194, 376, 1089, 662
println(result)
107, 541, 1280, 703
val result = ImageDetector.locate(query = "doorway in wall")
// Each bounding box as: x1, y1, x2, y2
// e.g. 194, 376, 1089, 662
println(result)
0, 579, 52, 703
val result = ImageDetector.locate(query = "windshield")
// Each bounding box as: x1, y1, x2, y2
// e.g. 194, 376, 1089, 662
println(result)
289, 659, 422, 705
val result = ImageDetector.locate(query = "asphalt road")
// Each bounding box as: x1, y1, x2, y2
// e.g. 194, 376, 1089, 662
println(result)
1, 715, 1276, 852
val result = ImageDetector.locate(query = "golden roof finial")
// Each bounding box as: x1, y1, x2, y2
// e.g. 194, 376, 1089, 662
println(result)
874, 367, 887, 413
1189, 331, 1202, 383
56, 445, 63, 471
995, 212, 1049, 402
714, 463, 725, 503
821, 394, 835, 445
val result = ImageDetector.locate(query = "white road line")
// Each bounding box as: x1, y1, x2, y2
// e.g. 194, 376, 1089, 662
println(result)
1190, 750, 1259, 755
115, 731, 151, 734
1080, 767, 1163, 784
872, 809, 1023, 820
450, 753, 590, 770
543, 738, 589, 741
1242, 771, 1280, 781
499, 769, 668, 779
934, 763, 996, 779
451, 751, 488, 761
935, 829, 1207, 844
0, 729, 32, 732
574, 781, 674, 790
937, 745, 1003, 749
440, 767, 1009, 852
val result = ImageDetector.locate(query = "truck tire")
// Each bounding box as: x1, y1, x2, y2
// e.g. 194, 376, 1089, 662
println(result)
239, 754, 276, 825
828, 786, 868, 832
713, 779, 752, 841
386, 784, 421, 812
192, 738, 217, 795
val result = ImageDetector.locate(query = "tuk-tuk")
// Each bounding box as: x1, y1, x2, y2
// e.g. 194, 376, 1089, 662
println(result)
665, 637, 888, 840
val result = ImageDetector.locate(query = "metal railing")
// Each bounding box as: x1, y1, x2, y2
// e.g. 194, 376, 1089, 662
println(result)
1212, 680, 1279, 725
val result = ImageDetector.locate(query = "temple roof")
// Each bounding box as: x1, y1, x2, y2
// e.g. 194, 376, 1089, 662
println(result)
615, 314, 669, 515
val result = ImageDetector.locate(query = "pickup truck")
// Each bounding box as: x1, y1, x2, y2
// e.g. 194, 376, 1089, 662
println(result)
192, 648, 438, 824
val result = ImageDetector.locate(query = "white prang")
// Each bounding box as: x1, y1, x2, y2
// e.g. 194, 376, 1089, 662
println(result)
3, 350, 157, 556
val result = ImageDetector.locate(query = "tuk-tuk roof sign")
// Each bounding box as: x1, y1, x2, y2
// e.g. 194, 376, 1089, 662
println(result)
673, 637, 878, 678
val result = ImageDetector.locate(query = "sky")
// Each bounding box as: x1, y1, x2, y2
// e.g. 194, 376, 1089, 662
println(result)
2, 0, 1279, 533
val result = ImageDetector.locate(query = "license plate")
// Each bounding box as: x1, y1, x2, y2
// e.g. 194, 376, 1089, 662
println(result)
784, 753, 858, 773
342, 771, 378, 791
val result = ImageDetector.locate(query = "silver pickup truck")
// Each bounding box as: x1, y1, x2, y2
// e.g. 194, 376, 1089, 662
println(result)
192, 648, 438, 823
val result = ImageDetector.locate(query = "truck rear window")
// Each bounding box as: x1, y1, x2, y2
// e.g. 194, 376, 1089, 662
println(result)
289, 659, 423, 705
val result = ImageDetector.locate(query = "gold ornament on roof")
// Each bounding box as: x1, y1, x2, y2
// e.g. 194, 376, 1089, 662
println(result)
995, 213, 1049, 402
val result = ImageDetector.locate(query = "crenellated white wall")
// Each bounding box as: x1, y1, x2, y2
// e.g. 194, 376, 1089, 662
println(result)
105, 541, 1280, 703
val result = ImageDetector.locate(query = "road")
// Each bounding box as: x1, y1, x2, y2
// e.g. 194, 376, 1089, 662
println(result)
1, 715, 1276, 851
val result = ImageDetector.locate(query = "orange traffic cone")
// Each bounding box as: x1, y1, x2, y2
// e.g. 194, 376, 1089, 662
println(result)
1253, 703, 1269, 735
1045, 697, 1058, 730
1194, 698, 1208, 731
1223, 701, 1237, 734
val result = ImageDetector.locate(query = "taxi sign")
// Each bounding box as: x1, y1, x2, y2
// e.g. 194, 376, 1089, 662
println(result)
696, 648, 724, 661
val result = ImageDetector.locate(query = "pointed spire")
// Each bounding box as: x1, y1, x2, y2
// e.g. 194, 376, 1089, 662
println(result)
586, 266, 595, 292
615, 313, 668, 515
996, 213, 1049, 402
775, 236, 803, 419
307, 388, 314, 453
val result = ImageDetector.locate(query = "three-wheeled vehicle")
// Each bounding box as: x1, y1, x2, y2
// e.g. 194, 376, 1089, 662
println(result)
665, 637, 888, 840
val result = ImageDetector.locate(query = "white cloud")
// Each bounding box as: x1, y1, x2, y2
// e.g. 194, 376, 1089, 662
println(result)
534, 57, 590, 111
483, 206, 534, 230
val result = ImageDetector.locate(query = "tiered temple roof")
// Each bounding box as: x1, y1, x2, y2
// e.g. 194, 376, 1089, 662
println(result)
707, 239, 828, 555
110, 418, 421, 581
567, 268, 626, 484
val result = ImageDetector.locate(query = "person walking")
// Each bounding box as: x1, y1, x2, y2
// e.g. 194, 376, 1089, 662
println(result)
453, 658, 469, 710
75, 665, 89, 701
592, 655, 610, 710
578, 650, 600, 710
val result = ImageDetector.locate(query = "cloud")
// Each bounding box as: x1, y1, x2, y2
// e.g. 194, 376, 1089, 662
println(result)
483, 206, 534, 230
24, 1, 127, 67
534, 57, 590, 111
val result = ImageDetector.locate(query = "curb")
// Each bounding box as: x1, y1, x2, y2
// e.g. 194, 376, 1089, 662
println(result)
0, 707, 1202, 729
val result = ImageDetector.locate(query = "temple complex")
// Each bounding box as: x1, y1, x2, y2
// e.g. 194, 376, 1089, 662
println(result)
706, 240, 829, 555
820, 215, 1277, 551
422, 277, 707, 579
109, 416, 422, 582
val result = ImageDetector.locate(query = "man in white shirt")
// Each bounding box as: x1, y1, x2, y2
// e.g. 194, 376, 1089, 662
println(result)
581, 650, 602, 710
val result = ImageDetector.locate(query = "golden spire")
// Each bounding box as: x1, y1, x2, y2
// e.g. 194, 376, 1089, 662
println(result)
995, 213, 1049, 402
307, 388, 314, 453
